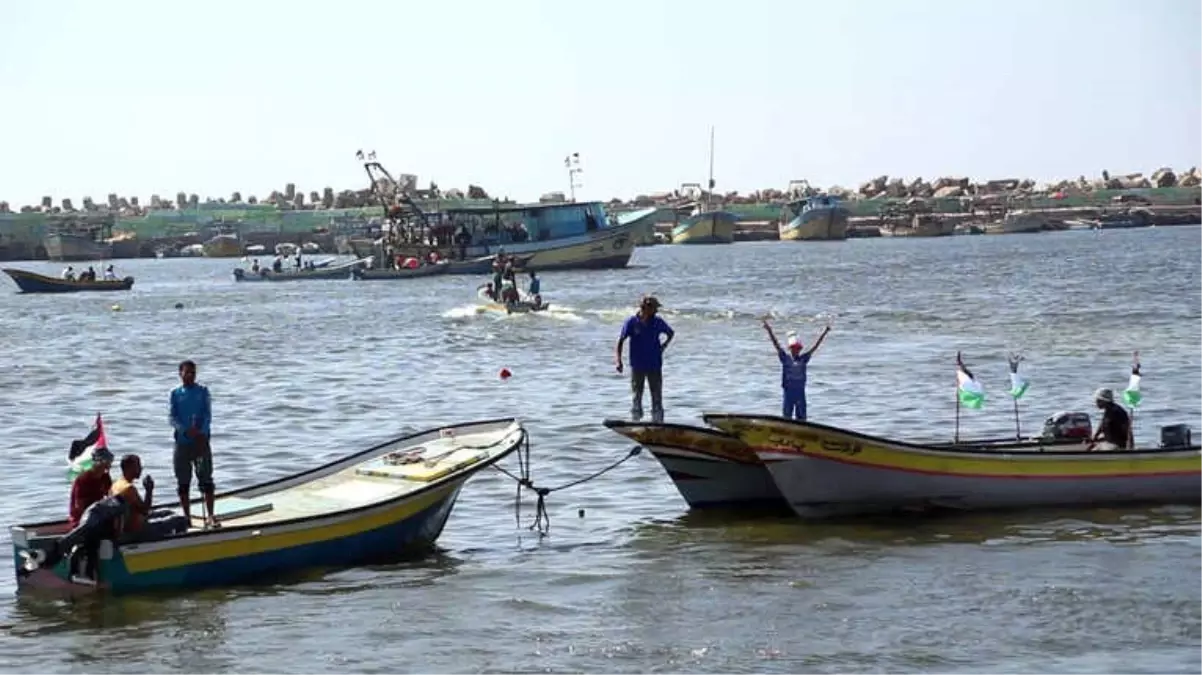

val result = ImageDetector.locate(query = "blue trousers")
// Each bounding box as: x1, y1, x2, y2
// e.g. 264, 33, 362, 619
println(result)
782, 388, 807, 420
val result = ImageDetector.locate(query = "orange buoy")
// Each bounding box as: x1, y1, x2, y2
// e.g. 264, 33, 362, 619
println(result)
499, 367, 512, 380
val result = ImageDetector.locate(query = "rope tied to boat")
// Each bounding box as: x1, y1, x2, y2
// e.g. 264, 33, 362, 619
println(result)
491, 431, 641, 534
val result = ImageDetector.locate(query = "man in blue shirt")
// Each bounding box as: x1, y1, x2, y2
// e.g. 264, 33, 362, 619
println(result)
762, 319, 831, 421
170, 360, 218, 528
615, 296, 675, 422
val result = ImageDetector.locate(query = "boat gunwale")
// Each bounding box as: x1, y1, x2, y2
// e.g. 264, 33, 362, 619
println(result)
11, 417, 525, 542
601, 419, 759, 465
701, 413, 1202, 460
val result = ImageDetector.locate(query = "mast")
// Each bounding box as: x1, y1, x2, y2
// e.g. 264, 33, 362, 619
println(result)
706, 126, 715, 212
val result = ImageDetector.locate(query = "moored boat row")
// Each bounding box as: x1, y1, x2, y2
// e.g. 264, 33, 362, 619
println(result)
605, 415, 1200, 519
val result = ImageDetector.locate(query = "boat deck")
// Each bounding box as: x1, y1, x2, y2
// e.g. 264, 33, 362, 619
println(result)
184, 425, 520, 531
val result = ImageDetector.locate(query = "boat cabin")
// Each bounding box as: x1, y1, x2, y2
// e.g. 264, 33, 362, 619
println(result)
784, 194, 842, 218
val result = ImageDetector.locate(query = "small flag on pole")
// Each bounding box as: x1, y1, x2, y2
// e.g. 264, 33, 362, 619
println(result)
956, 354, 985, 409
1008, 353, 1029, 400
1123, 352, 1142, 408
66, 414, 108, 481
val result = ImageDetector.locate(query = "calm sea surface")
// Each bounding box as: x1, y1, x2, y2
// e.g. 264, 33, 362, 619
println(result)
0, 226, 1199, 674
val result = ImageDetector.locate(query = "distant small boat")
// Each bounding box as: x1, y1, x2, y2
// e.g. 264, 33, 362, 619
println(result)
603, 420, 784, 509
671, 127, 737, 245
233, 258, 370, 282
3, 268, 134, 294
475, 285, 550, 314
12, 418, 526, 594
779, 195, 850, 241
354, 263, 451, 280
671, 210, 738, 244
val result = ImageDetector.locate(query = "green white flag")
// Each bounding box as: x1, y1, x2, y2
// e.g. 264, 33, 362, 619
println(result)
1123, 363, 1142, 408
957, 366, 985, 409
1008, 372, 1029, 399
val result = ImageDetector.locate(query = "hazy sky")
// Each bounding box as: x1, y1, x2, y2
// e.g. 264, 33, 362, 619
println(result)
1, 0, 1199, 205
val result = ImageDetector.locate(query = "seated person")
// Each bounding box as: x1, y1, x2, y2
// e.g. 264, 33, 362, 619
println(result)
532, 293, 543, 309
103, 265, 117, 281
70, 447, 114, 528
110, 454, 190, 542
1088, 388, 1132, 451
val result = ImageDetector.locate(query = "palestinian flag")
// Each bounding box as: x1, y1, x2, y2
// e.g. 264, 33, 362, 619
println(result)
66, 414, 108, 481
1008, 358, 1029, 400
957, 361, 985, 410
1123, 361, 1142, 408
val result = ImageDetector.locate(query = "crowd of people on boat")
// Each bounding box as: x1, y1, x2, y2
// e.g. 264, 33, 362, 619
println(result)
61, 264, 118, 282
19, 360, 219, 585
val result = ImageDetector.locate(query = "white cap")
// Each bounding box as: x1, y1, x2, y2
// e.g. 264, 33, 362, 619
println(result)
786, 331, 801, 349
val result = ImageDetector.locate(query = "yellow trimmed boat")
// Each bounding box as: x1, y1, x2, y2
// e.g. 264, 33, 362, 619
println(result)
703, 414, 1201, 519
602, 420, 783, 509
12, 418, 525, 594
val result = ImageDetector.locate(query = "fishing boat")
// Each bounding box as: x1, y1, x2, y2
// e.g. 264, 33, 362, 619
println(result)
3, 268, 134, 294
671, 208, 738, 245
353, 262, 451, 280
42, 216, 116, 261
702, 414, 1201, 519
202, 224, 243, 258
474, 284, 549, 314
602, 420, 784, 509
779, 195, 850, 241
12, 418, 526, 594
358, 159, 639, 272
670, 128, 737, 245
233, 257, 370, 282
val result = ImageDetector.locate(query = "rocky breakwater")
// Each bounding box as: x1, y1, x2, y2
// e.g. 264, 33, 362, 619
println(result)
0, 174, 507, 260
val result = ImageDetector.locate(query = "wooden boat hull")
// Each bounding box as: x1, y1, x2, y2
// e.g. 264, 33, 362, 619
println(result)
602, 420, 784, 509
703, 414, 1202, 519
3, 268, 134, 294
354, 263, 451, 280
671, 211, 737, 244
780, 206, 849, 241
11, 419, 525, 594
43, 233, 113, 261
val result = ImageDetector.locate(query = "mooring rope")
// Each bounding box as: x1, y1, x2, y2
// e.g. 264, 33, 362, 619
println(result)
491, 431, 642, 534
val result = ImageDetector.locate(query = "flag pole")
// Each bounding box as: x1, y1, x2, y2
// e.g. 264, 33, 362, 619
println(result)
1012, 397, 1021, 441
954, 352, 961, 444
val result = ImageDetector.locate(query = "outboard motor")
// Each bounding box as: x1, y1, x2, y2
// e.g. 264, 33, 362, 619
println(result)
1041, 411, 1093, 441
1160, 424, 1192, 448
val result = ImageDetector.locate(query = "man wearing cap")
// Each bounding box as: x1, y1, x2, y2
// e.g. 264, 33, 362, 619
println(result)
615, 296, 674, 422
762, 319, 831, 421
1087, 388, 1132, 451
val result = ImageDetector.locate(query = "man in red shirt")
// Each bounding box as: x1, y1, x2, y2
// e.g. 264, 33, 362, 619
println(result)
69, 448, 114, 527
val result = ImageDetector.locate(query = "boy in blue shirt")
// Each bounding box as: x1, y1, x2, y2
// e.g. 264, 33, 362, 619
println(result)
762, 319, 831, 421
615, 296, 674, 422
170, 359, 218, 528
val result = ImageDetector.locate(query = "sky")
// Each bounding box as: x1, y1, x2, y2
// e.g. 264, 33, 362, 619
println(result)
1, 0, 1199, 206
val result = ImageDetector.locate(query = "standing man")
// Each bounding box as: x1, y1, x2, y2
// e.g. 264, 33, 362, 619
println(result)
615, 296, 674, 422
170, 360, 219, 528
762, 319, 831, 421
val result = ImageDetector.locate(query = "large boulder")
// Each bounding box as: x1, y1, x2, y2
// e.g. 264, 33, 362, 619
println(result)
1179, 167, 1201, 187
61, 198, 75, 211
322, 187, 335, 208
1151, 167, 1177, 188
230, 191, 242, 203
284, 183, 296, 200
467, 185, 489, 200
933, 185, 964, 198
